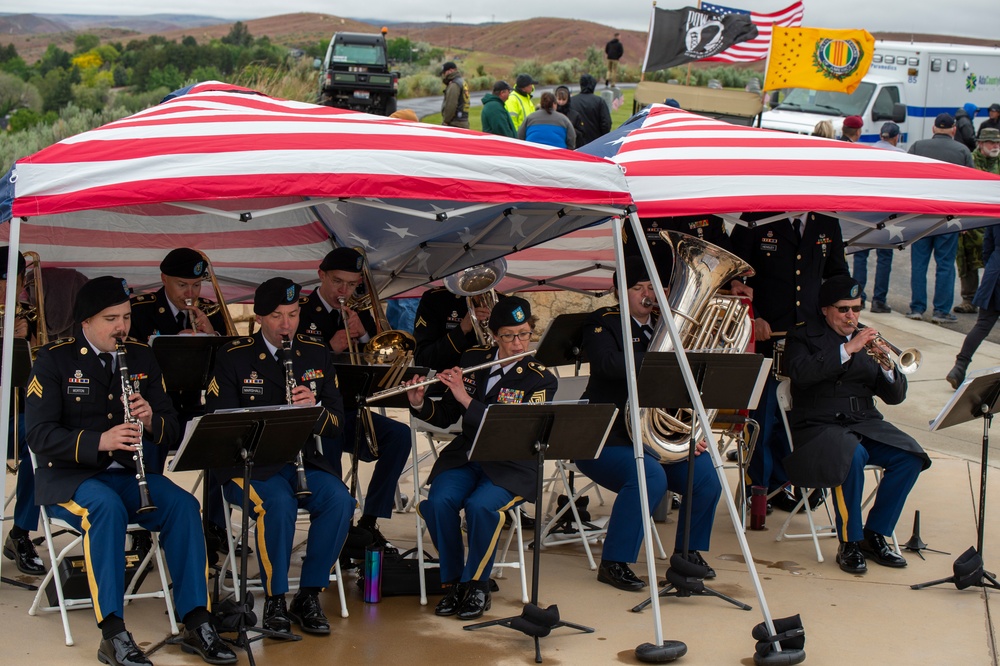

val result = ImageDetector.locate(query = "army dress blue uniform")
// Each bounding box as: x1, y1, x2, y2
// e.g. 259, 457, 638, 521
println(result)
576, 306, 721, 560
205, 332, 352, 597
413, 286, 478, 371
6, 299, 40, 553
296, 289, 410, 523
25, 335, 210, 626
411, 346, 557, 585
730, 212, 850, 492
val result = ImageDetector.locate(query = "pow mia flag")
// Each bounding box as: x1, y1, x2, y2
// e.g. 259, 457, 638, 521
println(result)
642, 6, 758, 73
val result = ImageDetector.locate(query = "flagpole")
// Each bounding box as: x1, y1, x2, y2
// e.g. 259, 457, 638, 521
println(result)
641, 1, 656, 82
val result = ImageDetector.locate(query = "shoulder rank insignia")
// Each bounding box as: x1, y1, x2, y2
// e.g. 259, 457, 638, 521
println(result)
26, 376, 43, 399
206, 377, 220, 397
415, 316, 427, 329
529, 390, 546, 404
296, 333, 325, 346
227, 337, 255, 352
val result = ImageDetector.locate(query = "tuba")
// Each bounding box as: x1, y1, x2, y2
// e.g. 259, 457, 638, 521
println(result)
627, 231, 755, 463
442, 259, 505, 347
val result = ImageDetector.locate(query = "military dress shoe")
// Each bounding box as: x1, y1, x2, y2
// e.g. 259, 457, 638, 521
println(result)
3, 532, 45, 576
357, 521, 399, 558
435, 582, 469, 616
836, 541, 868, 574
97, 631, 151, 666
456, 583, 491, 620
262, 594, 294, 637
181, 621, 238, 664
675, 551, 717, 579
860, 530, 907, 568
597, 560, 647, 591
288, 590, 330, 634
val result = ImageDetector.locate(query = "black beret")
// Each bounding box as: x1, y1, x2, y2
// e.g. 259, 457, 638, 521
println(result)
254, 277, 301, 316
0, 247, 26, 281
74, 276, 131, 323
613, 255, 651, 291
160, 248, 208, 279
819, 275, 861, 307
320, 247, 365, 273
488, 295, 532, 333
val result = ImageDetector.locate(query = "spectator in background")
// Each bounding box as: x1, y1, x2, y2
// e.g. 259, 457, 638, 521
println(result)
480, 80, 516, 138
907, 113, 974, 324
812, 120, 835, 138
954, 103, 978, 151
954, 128, 1000, 315
840, 115, 863, 142
518, 92, 576, 149
948, 225, 1000, 388
980, 103, 1000, 135
555, 86, 585, 148
505, 74, 537, 132
853, 121, 904, 315
390, 109, 419, 122
605, 32, 624, 87
575, 74, 612, 147
440, 61, 470, 129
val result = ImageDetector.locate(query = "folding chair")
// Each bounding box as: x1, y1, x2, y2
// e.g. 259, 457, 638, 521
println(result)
772, 379, 898, 562
25, 456, 178, 646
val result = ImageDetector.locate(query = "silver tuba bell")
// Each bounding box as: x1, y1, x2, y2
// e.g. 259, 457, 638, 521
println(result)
626, 231, 755, 463
443, 258, 506, 346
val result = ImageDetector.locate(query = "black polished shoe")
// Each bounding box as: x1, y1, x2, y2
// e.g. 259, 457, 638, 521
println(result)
262, 595, 294, 637
434, 582, 468, 616
205, 523, 230, 555
677, 550, 717, 579
97, 631, 151, 666
3, 531, 45, 576
288, 590, 330, 635
358, 521, 399, 558
836, 541, 868, 574
597, 560, 647, 591
456, 584, 491, 620
860, 530, 907, 568
181, 621, 238, 664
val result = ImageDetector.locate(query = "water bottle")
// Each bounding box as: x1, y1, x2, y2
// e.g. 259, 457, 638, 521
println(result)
363, 545, 383, 603
750, 486, 767, 530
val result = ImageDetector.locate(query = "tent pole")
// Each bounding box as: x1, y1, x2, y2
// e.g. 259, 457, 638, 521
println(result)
0, 217, 23, 585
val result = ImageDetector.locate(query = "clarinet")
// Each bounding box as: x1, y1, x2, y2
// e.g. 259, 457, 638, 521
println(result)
114, 338, 156, 513
280, 335, 311, 497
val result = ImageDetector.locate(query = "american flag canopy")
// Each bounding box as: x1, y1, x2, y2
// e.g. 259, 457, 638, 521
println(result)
1, 83, 632, 300
700, 1, 804, 62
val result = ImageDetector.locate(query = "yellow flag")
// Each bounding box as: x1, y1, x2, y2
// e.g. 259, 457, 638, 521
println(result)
764, 26, 875, 93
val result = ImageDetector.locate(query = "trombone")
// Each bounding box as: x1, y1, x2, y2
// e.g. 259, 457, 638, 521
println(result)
191, 250, 238, 336
442, 259, 505, 346
5, 251, 46, 474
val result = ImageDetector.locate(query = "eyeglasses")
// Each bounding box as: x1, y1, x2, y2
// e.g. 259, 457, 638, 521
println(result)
497, 331, 533, 343
835, 305, 863, 313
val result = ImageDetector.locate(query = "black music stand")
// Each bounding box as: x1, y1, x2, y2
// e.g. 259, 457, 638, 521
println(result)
913, 367, 1000, 591
170, 405, 324, 665
150, 335, 238, 392
2, 338, 34, 590
631, 351, 768, 614
532, 313, 590, 372
463, 402, 618, 664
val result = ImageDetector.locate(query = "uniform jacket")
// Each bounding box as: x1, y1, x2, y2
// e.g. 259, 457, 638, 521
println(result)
205, 332, 345, 482
26, 334, 179, 505
574, 75, 612, 147
908, 133, 974, 167
973, 225, 1000, 312
129, 287, 227, 341
784, 320, 929, 488
441, 71, 470, 128
410, 346, 557, 501
296, 290, 377, 352
480, 93, 517, 137
581, 306, 651, 446
413, 286, 478, 371
731, 211, 849, 356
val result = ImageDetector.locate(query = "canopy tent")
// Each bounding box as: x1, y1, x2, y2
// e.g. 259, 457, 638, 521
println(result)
1, 82, 632, 301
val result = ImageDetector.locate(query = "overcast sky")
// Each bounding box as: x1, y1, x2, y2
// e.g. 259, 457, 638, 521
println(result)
5, 1, 1000, 40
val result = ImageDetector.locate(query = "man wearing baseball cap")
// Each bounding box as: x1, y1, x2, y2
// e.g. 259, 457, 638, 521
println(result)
904, 113, 975, 324
980, 103, 1000, 135
27, 276, 236, 664
481, 80, 516, 137
440, 61, 470, 129
505, 73, 537, 132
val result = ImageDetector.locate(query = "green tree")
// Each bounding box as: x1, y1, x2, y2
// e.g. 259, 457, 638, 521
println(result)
9, 107, 42, 132
146, 64, 184, 92
36, 66, 79, 112
112, 63, 130, 87
37, 44, 72, 76
0, 72, 42, 116
584, 46, 604, 78
221, 21, 254, 48
74, 34, 101, 54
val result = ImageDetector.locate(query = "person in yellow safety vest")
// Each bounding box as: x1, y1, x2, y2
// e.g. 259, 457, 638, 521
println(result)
505, 73, 537, 132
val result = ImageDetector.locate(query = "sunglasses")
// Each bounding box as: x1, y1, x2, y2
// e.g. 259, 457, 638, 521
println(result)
835, 305, 863, 313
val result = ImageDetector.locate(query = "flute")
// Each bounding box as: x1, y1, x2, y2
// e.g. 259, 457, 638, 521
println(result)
366, 349, 534, 403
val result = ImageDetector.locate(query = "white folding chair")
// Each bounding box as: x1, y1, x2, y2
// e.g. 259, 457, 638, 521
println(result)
26, 456, 178, 646
219, 495, 349, 618
773, 379, 899, 562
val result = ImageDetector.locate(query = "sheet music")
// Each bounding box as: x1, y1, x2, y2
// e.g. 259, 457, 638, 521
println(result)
168, 416, 203, 473
747, 358, 773, 411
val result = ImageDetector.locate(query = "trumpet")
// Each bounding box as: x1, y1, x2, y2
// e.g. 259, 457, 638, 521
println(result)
279, 336, 311, 497
851, 321, 921, 375
115, 338, 156, 513
366, 349, 535, 403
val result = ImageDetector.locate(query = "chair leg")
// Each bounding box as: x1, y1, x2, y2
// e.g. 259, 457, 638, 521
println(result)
513, 509, 529, 604
150, 539, 179, 635
30, 512, 80, 646
332, 559, 348, 618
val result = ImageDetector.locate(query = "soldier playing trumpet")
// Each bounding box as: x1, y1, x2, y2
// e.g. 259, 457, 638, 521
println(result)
130, 248, 227, 340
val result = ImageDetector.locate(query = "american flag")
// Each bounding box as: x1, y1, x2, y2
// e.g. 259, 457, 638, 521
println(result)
700, 1, 804, 62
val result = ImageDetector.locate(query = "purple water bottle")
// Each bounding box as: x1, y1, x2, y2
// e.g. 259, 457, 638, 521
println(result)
364, 545, 383, 603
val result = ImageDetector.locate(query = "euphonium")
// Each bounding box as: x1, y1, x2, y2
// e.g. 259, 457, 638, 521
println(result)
626, 231, 755, 463
443, 259, 506, 346
115, 338, 156, 513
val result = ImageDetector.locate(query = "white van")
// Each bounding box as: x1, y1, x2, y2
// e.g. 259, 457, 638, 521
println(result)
761, 41, 1000, 148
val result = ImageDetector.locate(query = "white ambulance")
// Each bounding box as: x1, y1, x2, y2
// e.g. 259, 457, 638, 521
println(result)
760, 41, 1000, 148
